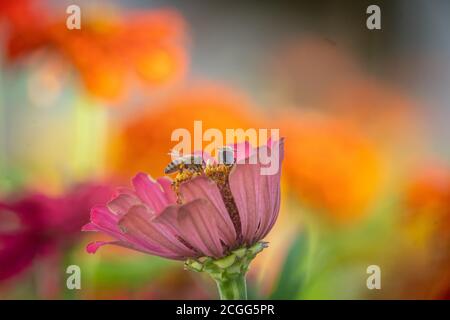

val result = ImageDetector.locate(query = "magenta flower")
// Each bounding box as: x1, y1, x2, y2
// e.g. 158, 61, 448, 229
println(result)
0, 184, 112, 283
84, 139, 284, 299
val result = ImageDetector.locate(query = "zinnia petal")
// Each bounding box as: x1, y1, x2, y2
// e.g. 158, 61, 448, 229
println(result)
156, 177, 178, 204
118, 204, 195, 257
231, 140, 253, 163
86, 240, 178, 258
132, 172, 176, 213
88, 206, 177, 258
179, 176, 236, 246
158, 199, 224, 257
81, 222, 98, 232
107, 193, 141, 217
229, 139, 284, 243
86, 241, 116, 254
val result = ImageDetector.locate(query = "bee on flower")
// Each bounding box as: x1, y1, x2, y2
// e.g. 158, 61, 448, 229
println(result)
83, 139, 284, 299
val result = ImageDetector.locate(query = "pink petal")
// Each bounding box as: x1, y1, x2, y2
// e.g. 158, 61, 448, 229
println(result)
156, 177, 177, 204
112, 187, 135, 198
229, 162, 259, 243
259, 139, 284, 238
81, 222, 98, 232
107, 193, 141, 217
88, 206, 175, 258
86, 241, 112, 254
132, 173, 174, 213
119, 204, 195, 257
159, 199, 224, 258
230, 140, 253, 163
90, 205, 121, 231
179, 176, 236, 246
229, 139, 284, 243
85, 240, 182, 259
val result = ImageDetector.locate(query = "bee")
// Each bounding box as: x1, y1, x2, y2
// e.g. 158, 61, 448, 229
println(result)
217, 146, 235, 165
164, 154, 205, 175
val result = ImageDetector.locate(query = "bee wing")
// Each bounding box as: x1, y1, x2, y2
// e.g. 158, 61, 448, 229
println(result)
168, 149, 181, 157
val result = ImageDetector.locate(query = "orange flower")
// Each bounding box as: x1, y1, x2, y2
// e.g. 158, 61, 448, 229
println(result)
3, 4, 188, 100
400, 163, 450, 299
404, 163, 450, 234
322, 80, 421, 145
279, 113, 382, 223
1, 0, 50, 59
108, 84, 262, 180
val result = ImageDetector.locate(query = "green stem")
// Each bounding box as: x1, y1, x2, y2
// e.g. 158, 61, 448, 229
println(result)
184, 242, 268, 301
215, 274, 247, 300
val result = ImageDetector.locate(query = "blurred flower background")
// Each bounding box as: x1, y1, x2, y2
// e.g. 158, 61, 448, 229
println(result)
1, 0, 449, 299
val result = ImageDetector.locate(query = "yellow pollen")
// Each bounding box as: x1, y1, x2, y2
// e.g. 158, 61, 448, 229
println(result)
204, 164, 233, 186
171, 170, 201, 203
170, 164, 234, 204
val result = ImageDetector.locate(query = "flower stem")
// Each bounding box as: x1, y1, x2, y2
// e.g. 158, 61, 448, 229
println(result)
184, 242, 268, 300
215, 274, 247, 300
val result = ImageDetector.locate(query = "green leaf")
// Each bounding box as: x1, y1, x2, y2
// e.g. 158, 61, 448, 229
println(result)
269, 231, 308, 299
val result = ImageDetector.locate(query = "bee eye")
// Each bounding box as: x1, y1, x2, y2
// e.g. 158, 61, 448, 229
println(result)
218, 146, 235, 165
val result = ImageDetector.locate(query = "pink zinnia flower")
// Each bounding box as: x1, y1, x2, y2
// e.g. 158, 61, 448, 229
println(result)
84, 139, 284, 259
0, 184, 112, 282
